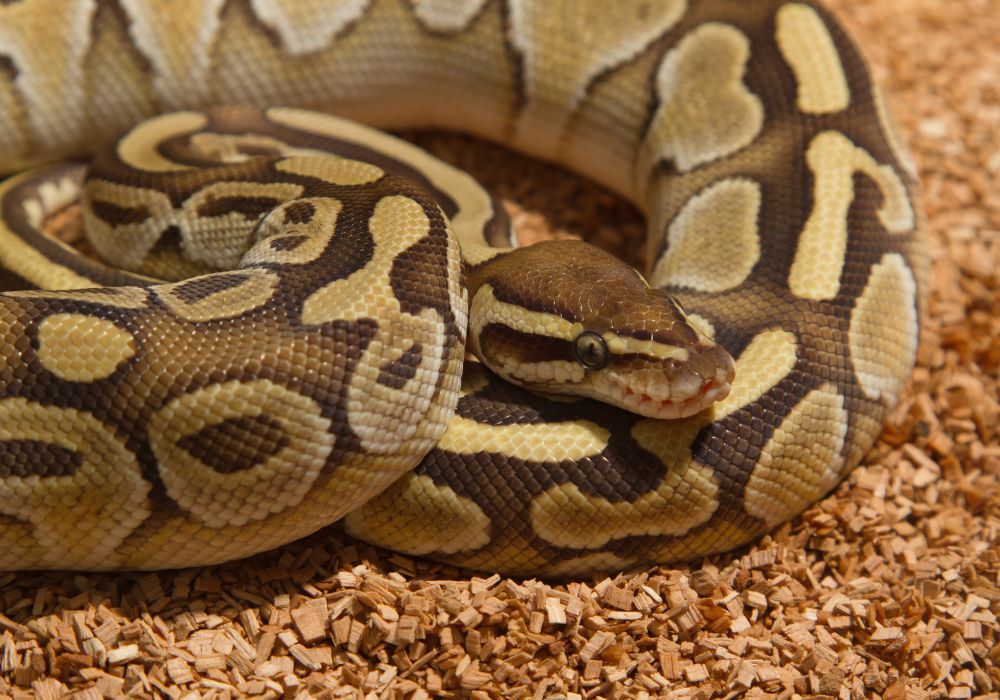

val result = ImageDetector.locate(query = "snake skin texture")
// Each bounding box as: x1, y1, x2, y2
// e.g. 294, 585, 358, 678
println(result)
0, 0, 926, 576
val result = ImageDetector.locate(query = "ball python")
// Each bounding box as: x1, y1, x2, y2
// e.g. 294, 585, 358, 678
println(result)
0, 0, 926, 576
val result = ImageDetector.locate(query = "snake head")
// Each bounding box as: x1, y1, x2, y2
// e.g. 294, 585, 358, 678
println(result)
466, 240, 735, 419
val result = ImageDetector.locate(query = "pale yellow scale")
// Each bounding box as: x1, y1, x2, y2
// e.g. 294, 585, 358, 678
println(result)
149, 379, 335, 528
650, 178, 762, 293
36, 313, 136, 382
849, 254, 920, 403
775, 3, 851, 115
0, 399, 150, 570
639, 23, 763, 183
789, 131, 915, 300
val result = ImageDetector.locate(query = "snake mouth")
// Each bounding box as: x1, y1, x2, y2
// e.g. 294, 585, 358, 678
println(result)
620, 378, 731, 420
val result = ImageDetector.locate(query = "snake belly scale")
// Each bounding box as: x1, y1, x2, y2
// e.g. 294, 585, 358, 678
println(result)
0, 0, 926, 576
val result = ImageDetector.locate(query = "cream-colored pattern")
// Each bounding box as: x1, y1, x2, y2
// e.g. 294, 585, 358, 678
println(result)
438, 416, 610, 462
685, 313, 716, 340
0, 0, 95, 160
530, 418, 717, 548
343, 474, 491, 555
508, 0, 687, 154
21, 176, 79, 229
849, 253, 919, 403
743, 384, 847, 529
650, 519, 761, 564
789, 130, 915, 300
640, 23, 763, 179
267, 109, 502, 247
775, 3, 850, 114
0, 173, 97, 291
651, 178, 762, 292
248, 0, 371, 55
410, 0, 489, 33
81, 180, 177, 271
332, 196, 462, 455
0, 399, 150, 570
149, 379, 335, 528
872, 83, 919, 179
469, 284, 582, 349
119, 0, 225, 106
302, 195, 425, 324
711, 329, 799, 420
602, 334, 690, 362
275, 155, 384, 185
178, 181, 307, 270
36, 313, 136, 382
117, 112, 208, 172
244, 196, 341, 268
348, 307, 452, 454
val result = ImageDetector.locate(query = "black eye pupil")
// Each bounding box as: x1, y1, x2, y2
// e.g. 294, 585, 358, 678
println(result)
575, 332, 608, 370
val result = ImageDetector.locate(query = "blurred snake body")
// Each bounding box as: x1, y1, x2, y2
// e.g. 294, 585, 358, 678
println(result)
0, 0, 925, 576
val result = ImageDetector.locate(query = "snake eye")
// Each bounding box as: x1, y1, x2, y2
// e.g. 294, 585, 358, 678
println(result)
669, 296, 686, 314
574, 331, 608, 370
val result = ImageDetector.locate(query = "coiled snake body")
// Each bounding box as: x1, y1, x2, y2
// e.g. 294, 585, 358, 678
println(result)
0, 0, 926, 576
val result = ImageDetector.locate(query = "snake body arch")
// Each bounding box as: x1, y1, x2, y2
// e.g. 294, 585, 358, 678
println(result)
0, 0, 926, 576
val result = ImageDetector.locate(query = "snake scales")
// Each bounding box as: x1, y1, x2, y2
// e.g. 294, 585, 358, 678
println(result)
0, 0, 926, 576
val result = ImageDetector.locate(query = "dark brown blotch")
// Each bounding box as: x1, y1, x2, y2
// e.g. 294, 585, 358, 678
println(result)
150, 225, 183, 255
177, 415, 290, 474
270, 235, 309, 252
167, 272, 249, 305
88, 199, 151, 226
479, 324, 572, 366
376, 342, 423, 390
389, 224, 453, 317
282, 201, 316, 224
196, 195, 282, 221
0, 55, 16, 79
0, 440, 84, 478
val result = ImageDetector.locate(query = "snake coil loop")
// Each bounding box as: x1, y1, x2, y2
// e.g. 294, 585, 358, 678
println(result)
0, 0, 925, 576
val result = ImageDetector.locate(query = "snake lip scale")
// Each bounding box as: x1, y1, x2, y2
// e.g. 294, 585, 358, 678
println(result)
0, 0, 926, 577
620, 377, 734, 421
